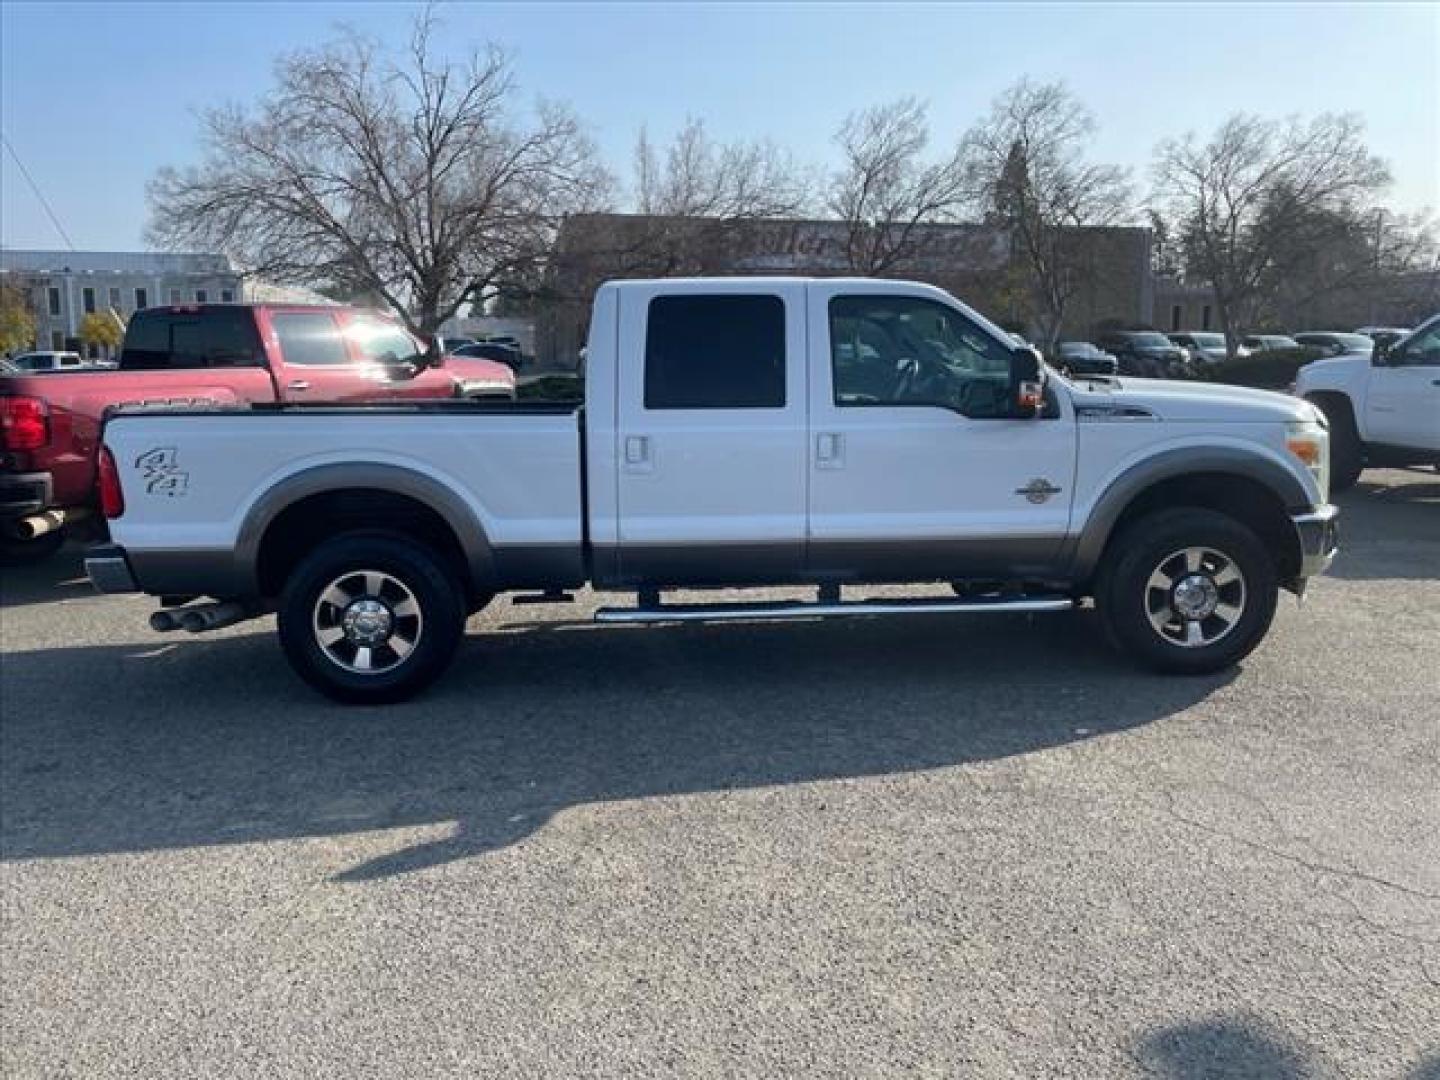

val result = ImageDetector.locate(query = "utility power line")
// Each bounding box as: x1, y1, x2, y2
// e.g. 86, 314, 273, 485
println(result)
2, 131, 78, 251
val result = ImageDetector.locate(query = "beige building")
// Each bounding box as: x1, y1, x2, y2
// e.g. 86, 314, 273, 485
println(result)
535, 213, 1156, 367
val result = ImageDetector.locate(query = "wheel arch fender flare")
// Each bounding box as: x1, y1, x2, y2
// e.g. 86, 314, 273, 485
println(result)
1067, 446, 1311, 585
234, 462, 497, 595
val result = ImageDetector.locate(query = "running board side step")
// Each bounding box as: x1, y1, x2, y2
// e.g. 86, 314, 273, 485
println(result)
594, 595, 1074, 625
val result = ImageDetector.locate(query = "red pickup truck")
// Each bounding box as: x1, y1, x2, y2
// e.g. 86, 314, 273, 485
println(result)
0, 303, 514, 563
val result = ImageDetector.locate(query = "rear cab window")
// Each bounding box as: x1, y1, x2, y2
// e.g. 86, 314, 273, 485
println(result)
643, 295, 786, 410
120, 308, 263, 370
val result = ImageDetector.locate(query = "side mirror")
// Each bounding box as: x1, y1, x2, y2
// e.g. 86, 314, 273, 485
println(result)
1010, 345, 1046, 418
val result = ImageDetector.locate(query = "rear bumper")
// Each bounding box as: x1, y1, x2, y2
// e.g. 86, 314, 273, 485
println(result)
1292, 504, 1340, 578
0, 471, 53, 520
85, 542, 139, 593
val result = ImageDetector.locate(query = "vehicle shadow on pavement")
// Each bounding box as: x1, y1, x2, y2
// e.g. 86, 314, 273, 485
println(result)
0, 545, 93, 611
1326, 474, 1440, 582
1, 606, 1236, 881
1133, 1016, 1312, 1079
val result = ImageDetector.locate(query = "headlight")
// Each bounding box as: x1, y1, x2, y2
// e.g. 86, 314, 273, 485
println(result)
1286, 420, 1330, 502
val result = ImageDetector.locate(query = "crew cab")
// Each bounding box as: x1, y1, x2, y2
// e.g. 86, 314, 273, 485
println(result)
1293, 312, 1440, 489
88, 278, 1338, 703
0, 303, 514, 563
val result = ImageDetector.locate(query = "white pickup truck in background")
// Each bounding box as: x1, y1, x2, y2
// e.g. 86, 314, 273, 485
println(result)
1293, 312, 1440, 490
88, 277, 1338, 703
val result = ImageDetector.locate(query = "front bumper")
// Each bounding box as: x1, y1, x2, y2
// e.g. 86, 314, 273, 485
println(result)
1292, 504, 1340, 578
85, 542, 139, 594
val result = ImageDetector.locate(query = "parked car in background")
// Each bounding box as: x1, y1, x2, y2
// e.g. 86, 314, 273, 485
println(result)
0, 303, 514, 564
90, 276, 1336, 702
1168, 332, 1244, 366
1096, 331, 1191, 377
1054, 341, 1118, 376
9, 351, 90, 373
1294, 312, 1440, 490
1355, 326, 1412, 352
450, 340, 525, 372
1243, 334, 1301, 352
1292, 331, 1374, 357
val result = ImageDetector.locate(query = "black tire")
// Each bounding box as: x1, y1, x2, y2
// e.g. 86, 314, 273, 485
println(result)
1311, 396, 1363, 492
1097, 508, 1279, 675
0, 527, 65, 567
277, 532, 466, 704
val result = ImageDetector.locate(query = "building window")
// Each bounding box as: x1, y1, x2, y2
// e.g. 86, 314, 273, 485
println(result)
644, 295, 786, 410
108, 286, 122, 310
168, 288, 181, 305
1201, 305, 1212, 330
48, 288, 61, 316
1170, 304, 1182, 331
51, 330, 65, 350
82, 287, 96, 314
134, 287, 148, 310
195, 289, 208, 303
220, 289, 234, 303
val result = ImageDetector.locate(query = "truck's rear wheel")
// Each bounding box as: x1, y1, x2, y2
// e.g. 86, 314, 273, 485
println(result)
1097, 508, 1278, 675
278, 533, 465, 704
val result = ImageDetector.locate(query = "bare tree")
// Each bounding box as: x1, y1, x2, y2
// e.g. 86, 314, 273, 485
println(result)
961, 80, 1131, 348
828, 98, 968, 274
1152, 112, 1389, 354
635, 118, 810, 219
147, 13, 612, 334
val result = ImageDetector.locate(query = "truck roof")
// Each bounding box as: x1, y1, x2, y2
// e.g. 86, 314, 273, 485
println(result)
601, 276, 939, 291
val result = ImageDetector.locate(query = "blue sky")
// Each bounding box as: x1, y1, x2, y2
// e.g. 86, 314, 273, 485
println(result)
2, 1, 1436, 250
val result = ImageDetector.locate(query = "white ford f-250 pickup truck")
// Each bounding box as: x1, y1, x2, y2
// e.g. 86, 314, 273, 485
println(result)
87, 277, 1338, 703
1292, 311, 1440, 491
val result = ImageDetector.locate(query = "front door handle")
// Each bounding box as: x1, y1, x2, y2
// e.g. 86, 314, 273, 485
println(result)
816, 432, 844, 469
287, 380, 311, 392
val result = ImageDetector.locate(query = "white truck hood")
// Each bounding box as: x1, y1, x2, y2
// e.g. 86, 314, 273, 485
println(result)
1070, 376, 1319, 424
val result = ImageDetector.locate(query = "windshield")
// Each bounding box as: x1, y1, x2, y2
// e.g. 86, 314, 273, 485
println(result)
1329, 333, 1374, 351
1130, 333, 1173, 348
1190, 333, 1225, 347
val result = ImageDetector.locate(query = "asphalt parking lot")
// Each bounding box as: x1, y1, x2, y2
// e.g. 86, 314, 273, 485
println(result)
2, 468, 1437, 1079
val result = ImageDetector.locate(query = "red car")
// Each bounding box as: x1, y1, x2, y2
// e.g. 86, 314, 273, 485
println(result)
0, 303, 514, 563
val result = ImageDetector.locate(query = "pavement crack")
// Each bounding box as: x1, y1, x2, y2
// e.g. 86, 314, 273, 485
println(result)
1152, 790, 1440, 904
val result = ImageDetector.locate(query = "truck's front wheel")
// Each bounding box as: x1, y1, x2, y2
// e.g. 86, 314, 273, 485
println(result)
278, 533, 465, 704
1097, 508, 1279, 675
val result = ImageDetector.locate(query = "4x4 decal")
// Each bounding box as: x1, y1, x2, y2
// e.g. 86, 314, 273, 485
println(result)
135, 447, 189, 497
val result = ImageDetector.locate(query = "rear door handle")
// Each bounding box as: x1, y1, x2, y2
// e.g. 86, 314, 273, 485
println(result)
624, 435, 653, 473
287, 380, 311, 392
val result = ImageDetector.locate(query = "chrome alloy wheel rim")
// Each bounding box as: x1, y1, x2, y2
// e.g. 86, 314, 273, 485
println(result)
312, 570, 423, 674
1144, 547, 1246, 649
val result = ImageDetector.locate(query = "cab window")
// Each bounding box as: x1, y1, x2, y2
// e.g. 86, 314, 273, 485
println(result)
829, 295, 1013, 419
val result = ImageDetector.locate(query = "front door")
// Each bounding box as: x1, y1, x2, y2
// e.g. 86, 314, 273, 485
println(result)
1365, 323, 1440, 452
614, 283, 808, 586
805, 284, 1077, 582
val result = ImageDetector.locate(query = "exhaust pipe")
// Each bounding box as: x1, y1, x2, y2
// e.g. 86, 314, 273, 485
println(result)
178, 600, 257, 634
149, 609, 182, 633
11, 510, 66, 541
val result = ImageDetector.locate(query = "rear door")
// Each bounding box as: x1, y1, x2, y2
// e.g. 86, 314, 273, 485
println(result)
614, 283, 808, 586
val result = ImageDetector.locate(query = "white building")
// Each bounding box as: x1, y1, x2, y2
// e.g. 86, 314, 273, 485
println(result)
0, 249, 335, 357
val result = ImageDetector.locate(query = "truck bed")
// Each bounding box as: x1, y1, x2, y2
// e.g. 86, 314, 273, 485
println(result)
101, 401, 586, 597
